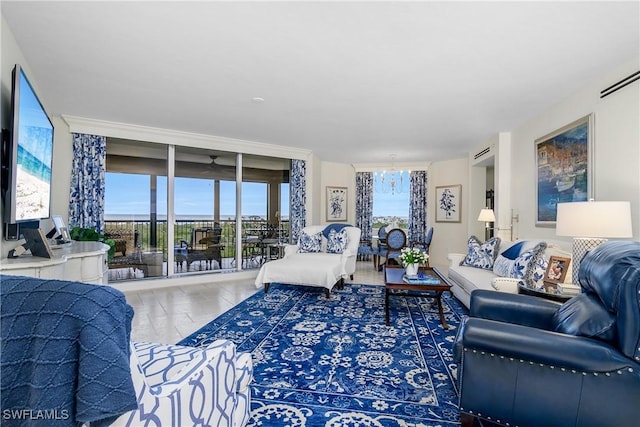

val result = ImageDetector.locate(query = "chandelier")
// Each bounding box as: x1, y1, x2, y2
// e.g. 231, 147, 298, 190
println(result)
374, 155, 410, 195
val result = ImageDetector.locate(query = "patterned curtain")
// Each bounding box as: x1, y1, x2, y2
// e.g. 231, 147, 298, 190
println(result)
69, 133, 106, 232
289, 159, 307, 243
408, 170, 428, 243
355, 172, 373, 240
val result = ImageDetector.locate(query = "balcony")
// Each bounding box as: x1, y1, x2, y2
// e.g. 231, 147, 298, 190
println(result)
104, 218, 290, 281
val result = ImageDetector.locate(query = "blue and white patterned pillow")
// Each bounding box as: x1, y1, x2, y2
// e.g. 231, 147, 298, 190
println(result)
529, 256, 549, 290
326, 229, 349, 254
510, 242, 547, 288
299, 231, 322, 253
460, 236, 501, 270
493, 242, 525, 277
493, 255, 514, 277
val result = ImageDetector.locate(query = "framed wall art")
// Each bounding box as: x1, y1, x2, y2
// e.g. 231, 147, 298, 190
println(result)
326, 186, 348, 222
435, 184, 461, 223
535, 114, 593, 226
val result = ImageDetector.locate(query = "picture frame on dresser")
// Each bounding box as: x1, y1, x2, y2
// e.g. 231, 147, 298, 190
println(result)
21, 227, 54, 259
544, 255, 571, 284
535, 114, 594, 226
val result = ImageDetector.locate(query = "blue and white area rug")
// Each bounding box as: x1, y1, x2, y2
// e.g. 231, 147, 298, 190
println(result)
178, 283, 468, 426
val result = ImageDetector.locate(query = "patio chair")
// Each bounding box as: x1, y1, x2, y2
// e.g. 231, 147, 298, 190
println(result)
105, 228, 147, 276
185, 225, 223, 270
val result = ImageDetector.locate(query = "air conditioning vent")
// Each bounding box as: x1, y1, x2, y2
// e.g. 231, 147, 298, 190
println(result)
474, 147, 491, 160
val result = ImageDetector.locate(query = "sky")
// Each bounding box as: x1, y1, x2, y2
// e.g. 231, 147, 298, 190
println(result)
105, 173, 289, 218
105, 171, 410, 218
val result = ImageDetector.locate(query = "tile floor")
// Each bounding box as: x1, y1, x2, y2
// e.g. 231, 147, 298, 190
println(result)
123, 259, 388, 344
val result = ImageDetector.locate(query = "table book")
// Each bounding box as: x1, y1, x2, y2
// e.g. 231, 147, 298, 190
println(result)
402, 273, 440, 285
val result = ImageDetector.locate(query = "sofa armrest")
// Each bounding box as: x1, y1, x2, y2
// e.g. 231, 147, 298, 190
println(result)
341, 248, 357, 258
447, 253, 466, 266
491, 277, 522, 293
283, 244, 299, 257
470, 289, 560, 330
132, 340, 240, 398
235, 352, 253, 392
461, 317, 635, 372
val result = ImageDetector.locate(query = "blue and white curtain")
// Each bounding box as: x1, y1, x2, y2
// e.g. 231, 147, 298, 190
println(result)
355, 172, 373, 241
408, 170, 428, 243
289, 159, 307, 243
69, 133, 106, 232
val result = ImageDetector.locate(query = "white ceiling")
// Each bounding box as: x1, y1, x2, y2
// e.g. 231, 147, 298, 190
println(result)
2, 1, 639, 164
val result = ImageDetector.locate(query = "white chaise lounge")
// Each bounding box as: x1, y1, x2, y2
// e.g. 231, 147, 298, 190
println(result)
254, 224, 361, 297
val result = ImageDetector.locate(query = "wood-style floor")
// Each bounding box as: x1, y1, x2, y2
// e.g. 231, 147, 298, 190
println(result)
123, 259, 386, 344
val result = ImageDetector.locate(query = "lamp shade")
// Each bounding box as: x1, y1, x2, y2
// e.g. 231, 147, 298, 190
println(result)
477, 208, 495, 222
556, 201, 632, 238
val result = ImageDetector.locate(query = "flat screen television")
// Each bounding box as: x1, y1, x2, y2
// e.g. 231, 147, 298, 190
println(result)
1, 64, 54, 225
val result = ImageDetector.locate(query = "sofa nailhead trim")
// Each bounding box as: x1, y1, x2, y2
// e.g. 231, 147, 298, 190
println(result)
474, 350, 633, 377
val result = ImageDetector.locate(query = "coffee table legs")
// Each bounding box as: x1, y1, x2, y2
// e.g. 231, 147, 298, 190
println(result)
434, 292, 449, 329
385, 289, 449, 329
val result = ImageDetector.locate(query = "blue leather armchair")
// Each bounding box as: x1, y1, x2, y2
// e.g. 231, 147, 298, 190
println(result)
454, 240, 640, 427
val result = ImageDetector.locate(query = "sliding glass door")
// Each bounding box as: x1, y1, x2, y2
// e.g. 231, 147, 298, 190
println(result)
105, 139, 291, 282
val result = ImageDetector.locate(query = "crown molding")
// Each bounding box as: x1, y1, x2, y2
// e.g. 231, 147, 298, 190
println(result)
61, 115, 312, 160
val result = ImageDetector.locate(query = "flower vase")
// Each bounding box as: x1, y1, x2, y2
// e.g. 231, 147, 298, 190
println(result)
405, 263, 419, 276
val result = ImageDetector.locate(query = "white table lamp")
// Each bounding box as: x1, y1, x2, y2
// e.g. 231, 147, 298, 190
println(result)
556, 200, 632, 283
478, 208, 496, 240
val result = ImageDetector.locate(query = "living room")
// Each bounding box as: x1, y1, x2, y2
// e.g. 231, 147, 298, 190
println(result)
1, 2, 639, 426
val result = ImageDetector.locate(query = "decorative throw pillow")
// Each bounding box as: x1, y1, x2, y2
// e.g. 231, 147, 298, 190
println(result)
326, 229, 349, 254
552, 294, 616, 343
529, 256, 549, 290
501, 241, 525, 260
492, 255, 514, 277
298, 231, 322, 253
492, 241, 524, 277
510, 242, 547, 288
322, 223, 350, 239
460, 236, 501, 270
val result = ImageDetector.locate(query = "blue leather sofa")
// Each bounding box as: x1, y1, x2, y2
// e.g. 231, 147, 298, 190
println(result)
454, 240, 640, 427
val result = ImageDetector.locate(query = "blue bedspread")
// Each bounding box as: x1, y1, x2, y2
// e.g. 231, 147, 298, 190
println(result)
1, 275, 138, 426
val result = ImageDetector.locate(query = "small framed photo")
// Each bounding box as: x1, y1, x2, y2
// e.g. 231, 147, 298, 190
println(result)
435, 184, 461, 223
544, 255, 571, 284
326, 186, 347, 222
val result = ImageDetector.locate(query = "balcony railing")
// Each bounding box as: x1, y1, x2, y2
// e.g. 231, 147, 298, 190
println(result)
104, 218, 290, 269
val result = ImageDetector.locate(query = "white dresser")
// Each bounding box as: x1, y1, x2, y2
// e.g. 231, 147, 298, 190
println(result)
0, 241, 109, 284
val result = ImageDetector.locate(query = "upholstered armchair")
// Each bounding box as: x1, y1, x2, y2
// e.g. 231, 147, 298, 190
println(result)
1, 275, 252, 427
454, 240, 640, 427
113, 340, 253, 427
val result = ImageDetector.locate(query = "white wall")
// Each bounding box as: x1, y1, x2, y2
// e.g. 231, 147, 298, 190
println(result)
510, 57, 640, 243
428, 157, 469, 268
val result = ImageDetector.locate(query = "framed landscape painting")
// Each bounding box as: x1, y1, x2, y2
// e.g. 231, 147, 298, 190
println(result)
326, 186, 347, 222
535, 114, 593, 226
435, 184, 461, 223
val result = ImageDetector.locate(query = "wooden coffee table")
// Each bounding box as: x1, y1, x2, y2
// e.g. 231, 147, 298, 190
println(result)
384, 265, 452, 329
